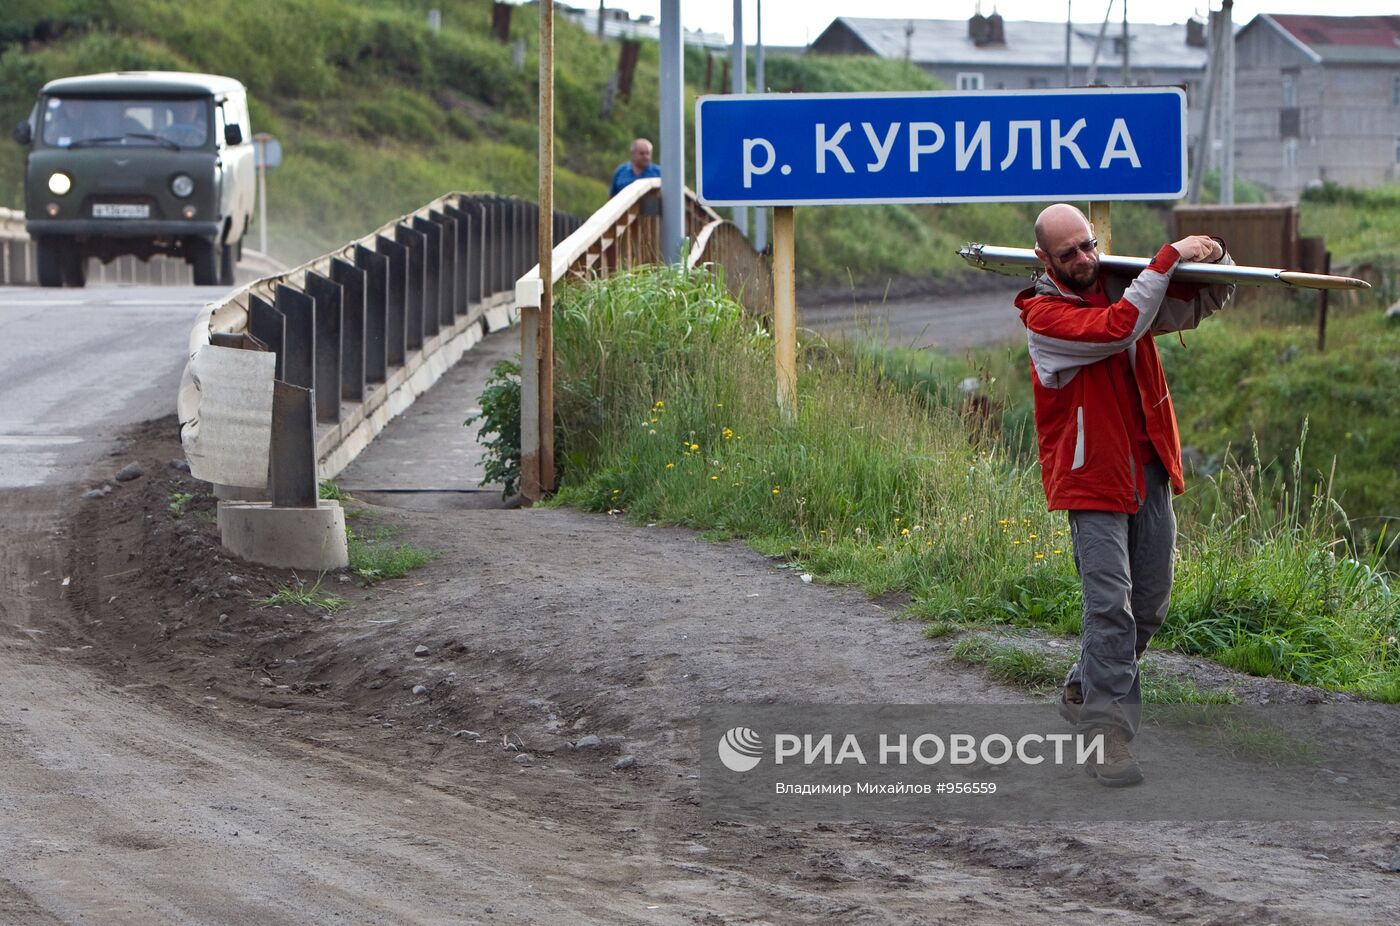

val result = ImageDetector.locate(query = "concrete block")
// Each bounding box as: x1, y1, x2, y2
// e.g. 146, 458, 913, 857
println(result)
214, 483, 269, 502
218, 499, 348, 571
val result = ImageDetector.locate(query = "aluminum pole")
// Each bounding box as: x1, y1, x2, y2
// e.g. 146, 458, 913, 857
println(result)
753, 0, 767, 253
731, 0, 748, 237
1064, 1, 1072, 87
1220, 0, 1235, 204
659, 1, 685, 264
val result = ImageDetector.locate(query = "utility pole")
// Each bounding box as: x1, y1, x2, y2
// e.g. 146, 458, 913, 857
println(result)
731, 0, 748, 238
659, 0, 685, 264
753, 0, 767, 253
538, 0, 555, 492
1064, 1, 1072, 87
1121, 0, 1130, 86
1220, 0, 1235, 204
1189, 6, 1227, 204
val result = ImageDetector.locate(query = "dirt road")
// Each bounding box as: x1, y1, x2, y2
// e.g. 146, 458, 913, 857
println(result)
1, 419, 1394, 924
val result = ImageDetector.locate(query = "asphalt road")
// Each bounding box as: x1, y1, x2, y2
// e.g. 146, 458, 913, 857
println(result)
802, 282, 1027, 351
0, 284, 232, 489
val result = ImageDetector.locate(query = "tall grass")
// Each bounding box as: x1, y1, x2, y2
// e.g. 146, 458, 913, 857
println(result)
549, 265, 1400, 701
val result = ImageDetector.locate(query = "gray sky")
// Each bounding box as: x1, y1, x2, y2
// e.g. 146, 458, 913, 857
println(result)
589, 1, 1400, 48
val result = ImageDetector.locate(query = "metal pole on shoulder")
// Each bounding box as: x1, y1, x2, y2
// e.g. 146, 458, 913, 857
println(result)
1089, 202, 1112, 256
659, 1, 684, 264
731, 0, 748, 239
772, 206, 796, 422
753, 0, 767, 253
539, 0, 556, 493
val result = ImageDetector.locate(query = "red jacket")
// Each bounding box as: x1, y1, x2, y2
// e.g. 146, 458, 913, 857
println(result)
1015, 243, 1234, 513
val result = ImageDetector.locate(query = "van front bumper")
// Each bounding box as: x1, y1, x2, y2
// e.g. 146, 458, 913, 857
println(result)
25, 218, 221, 239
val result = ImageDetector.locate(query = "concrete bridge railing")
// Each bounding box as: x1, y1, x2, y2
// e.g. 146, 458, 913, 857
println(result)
180, 181, 768, 570
179, 191, 578, 569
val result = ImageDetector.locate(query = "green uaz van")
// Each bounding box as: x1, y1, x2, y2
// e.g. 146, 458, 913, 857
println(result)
13, 71, 256, 287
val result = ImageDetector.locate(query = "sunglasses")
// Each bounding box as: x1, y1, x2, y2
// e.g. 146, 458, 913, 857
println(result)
1054, 238, 1099, 263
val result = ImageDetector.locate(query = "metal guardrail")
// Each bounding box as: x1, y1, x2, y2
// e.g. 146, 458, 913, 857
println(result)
514, 179, 765, 496
177, 179, 767, 565
180, 191, 580, 507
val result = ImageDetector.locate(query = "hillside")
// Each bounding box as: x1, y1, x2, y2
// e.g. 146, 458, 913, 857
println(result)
1, 0, 948, 278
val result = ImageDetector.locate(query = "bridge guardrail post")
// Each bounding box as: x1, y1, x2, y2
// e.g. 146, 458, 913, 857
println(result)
276, 284, 316, 393
375, 234, 408, 367
305, 271, 343, 424
330, 257, 366, 403
248, 294, 286, 381
354, 244, 389, 384
395, 224, 426, 351
411, 216, 442, 341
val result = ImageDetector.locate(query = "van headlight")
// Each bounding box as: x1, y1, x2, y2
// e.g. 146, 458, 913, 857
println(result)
47, 172, 72, 195
170, 174, 195, 198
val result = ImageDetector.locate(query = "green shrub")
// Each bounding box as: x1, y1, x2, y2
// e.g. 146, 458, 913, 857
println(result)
466, 358, 523, 499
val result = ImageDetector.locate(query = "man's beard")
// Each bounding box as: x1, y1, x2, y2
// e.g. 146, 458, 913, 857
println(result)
1054, 258, 1100, 293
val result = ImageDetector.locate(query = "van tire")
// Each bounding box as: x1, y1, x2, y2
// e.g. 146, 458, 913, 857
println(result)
218, 242, 235, 286
36, 238, 63, 288
190, 238, 219, 286
61, 247, 86, 288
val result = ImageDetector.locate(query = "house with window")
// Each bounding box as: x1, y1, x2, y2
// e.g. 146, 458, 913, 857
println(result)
1233, 14, 1400, 196
809, 14, 1212, 147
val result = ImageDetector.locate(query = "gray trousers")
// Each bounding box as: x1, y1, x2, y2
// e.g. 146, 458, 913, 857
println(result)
1064, 459, 1176, 740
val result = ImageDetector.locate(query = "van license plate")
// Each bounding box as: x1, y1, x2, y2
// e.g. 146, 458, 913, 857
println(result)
93, 203, 150, 219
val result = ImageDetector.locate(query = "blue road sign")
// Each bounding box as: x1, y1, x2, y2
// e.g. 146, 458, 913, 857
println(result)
695, 88, 1187, 206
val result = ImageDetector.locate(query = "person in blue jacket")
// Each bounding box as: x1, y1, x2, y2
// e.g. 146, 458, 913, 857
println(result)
610, 137, 660, 197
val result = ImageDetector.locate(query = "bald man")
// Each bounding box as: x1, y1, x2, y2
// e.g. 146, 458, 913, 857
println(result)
610, 137, 661, 197
1016, 204, 1234, 787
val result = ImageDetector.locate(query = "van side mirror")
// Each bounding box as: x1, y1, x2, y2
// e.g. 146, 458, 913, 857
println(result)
13, 121, 32, 145
223, 123, 243, 146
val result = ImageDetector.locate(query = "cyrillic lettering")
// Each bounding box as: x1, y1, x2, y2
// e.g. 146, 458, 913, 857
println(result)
1077, 731, 1106, 765
913, 733, 945, 765
742, 137, 776, 188
981, 733, 1014, 764
774, 734, 801, 764
1051, 118, 1089, 169
907, 122, 946, 172
1100, 118, 1142, 169
815, 123, 855, 174
1000, 120, 1042, 170
880, 733, 908, 765
949, 733, 977, 764
862, 122, 900, 173
955, 121, 992, 172
834, 734, 866, 765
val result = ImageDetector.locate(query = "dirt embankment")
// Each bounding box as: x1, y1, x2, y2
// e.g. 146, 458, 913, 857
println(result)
4, 417, 1397, 924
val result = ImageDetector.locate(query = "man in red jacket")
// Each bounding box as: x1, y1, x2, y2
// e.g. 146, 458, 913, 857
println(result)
1016, 203, 1234, 787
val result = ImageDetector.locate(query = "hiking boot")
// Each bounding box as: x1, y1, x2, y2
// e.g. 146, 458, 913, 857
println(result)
1057, 681, 1083, 725
1083, 726, 1144, 787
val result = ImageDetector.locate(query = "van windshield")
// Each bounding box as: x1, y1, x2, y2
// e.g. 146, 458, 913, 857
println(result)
41, 96, 211, 149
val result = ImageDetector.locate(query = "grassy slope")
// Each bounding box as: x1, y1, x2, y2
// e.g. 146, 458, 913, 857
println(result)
544, 266, 1399, 699
872, 262, 1400, 561
3, 0, 956, 274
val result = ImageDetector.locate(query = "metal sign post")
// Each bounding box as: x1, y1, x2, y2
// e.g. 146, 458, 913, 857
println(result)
253, 133, 282, 256
695, 87, 1187, 415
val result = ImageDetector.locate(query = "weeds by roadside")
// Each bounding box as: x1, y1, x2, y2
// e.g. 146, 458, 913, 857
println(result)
543, 265, 1399, 702
257, 577, 347, 614
346, 524, 436, 583
319, 479, 349, 501
948, 635, 1239, 705
168, 492, 195, 516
